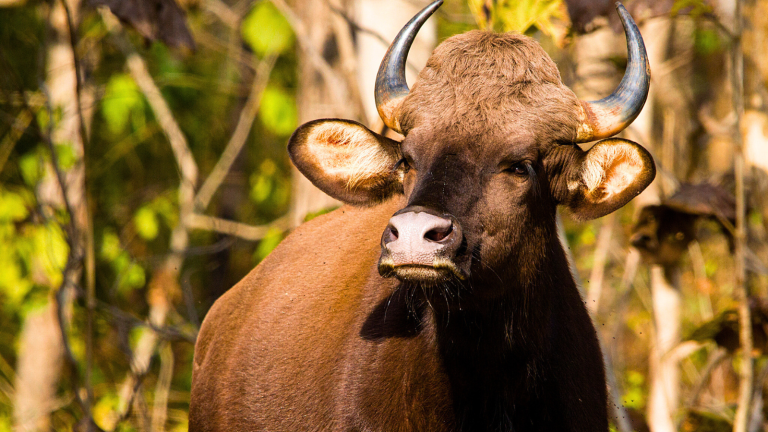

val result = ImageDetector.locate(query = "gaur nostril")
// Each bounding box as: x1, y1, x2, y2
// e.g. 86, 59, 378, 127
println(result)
385, 226, 399, 243
425, 225, 453, 242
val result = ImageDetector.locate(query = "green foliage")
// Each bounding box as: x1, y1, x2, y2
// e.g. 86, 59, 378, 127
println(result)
259, 86, 298, 136
250, 159, 290, 210
695, 28, 723, 56
0, 415, 10, 432
134, 206, 159, 240
55, 143, 78, 170
468, 0, 569, 45
672, 0, 714, 18
18, 150, 43, 186
0, 187, 68, 315
101, 74, 146, 135
621, 370, 645, 410
253, 228, 285, 263
100, 230, 146, 295
241, 1, 295, 56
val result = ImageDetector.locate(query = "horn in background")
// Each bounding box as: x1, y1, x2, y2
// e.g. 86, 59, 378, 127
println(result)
575, 2, 650, 143
374, 0, 443, 134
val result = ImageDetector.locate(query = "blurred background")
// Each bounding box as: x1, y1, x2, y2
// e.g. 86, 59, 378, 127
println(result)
1, 0, 767, 430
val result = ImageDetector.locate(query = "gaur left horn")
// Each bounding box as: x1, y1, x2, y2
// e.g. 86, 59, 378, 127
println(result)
575, 3, 650, 143
375, 0, 443, 134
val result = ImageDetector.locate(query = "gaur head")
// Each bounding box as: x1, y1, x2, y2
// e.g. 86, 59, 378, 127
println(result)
630, 183, 736, 267
630, 205, 698, 267
289, 0, 655, 292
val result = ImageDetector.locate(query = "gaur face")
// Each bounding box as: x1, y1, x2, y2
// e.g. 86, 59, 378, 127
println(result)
288, 1, 655, 293
630, 206, 698, 267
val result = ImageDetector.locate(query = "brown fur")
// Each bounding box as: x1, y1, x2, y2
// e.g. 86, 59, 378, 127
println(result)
400, 31, 581, 142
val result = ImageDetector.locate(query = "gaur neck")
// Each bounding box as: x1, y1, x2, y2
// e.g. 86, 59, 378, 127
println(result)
426, 236, 578, 429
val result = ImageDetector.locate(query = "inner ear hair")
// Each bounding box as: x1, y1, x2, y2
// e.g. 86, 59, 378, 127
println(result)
288, 119, 403, 205
568, 138, 656, 220
581, 141, 645, 203
307, 122, 399, 191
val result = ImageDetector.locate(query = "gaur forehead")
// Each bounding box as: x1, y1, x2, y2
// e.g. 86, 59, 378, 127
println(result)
399, 30, 581, 145
403, 124, 540, 165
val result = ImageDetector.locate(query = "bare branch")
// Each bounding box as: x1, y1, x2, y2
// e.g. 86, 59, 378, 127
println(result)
204, 0, 241, 28
194, 54, 278, 210
731, 0, 753, 430
151, 343, 174, 432
101, 11, 199, 425
0, 109, 33, 174
185, 214, 291, 241
682, 347, 728, 415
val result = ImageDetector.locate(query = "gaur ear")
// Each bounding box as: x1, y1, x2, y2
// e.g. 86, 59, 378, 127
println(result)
565, 138, 656, 220
288, 119, 403, 205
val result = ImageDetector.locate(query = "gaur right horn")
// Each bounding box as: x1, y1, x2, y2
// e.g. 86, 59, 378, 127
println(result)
374, 0, 443, 134
574, 3, 651, 143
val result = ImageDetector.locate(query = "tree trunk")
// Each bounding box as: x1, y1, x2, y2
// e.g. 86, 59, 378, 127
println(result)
290, 0, 350, 226
14, 0, 91, 429
647, 265, 682, 432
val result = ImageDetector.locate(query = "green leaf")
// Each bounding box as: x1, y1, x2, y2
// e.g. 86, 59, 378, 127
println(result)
100, 230, 122, 262
0, 189, 28, 222
18, 151, 41, 186
122, 263, 146, 292
253, 227, 284, 263
250, 159, 278, 203
134, 206, 159, 241
241, 2, 294, 56
259, 86, 297, 136
695, 28, 722, 56
151, 195, 178, 228
469, 0, 569, 45
54, 143, 78, 170
102, 74, 144, 135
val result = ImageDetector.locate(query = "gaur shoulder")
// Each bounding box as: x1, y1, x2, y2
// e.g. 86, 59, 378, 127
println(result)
193, 198, 402, 366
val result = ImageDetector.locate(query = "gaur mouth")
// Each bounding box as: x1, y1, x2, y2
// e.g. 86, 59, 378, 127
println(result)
378, 257, 467, 283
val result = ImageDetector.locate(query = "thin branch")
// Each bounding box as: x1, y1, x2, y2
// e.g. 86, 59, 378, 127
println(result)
185, 214, 291, 241
59, 0, 90, 148
731, 0, 753, 429
0, 109, 33, 174
124, 54, 199, 199
98, 302, 198, 344
682, 347, 728, 417
59, 2, 98, 418
40, 80, 95, 429
150, 343, 173, 432
101, 11, 199, 425
194, 54, 277, 210
204, 0, 241, 28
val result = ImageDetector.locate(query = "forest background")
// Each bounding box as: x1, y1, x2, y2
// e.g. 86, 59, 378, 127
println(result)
1, 0, 768, 431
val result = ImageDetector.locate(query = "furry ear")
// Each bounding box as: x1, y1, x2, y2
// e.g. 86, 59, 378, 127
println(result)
565, 138, 656, 220
288, 119, 403, 205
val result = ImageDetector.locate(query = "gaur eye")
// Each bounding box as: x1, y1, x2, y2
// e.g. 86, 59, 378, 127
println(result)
393, 157, 411, 173
505, 163, 528, 176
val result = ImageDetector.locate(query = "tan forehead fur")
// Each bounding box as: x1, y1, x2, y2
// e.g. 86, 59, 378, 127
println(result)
399, 31, 581, 143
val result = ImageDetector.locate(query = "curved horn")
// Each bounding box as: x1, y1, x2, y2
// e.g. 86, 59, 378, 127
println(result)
575, 3, 650, 143
375, 0, 443, 134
